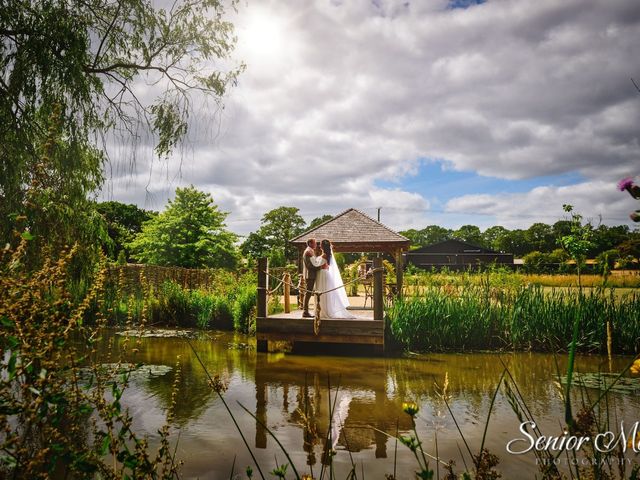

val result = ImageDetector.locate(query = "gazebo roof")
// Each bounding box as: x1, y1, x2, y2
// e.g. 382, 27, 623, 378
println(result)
290, 208, 410, 253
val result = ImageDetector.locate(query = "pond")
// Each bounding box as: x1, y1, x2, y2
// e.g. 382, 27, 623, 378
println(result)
98, 330, 640, 479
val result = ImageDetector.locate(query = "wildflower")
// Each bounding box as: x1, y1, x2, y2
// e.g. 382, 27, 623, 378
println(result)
618, 177, 635, 191
628, 430, 640, 450
631, 359, 640, 375
402, 401, 420, 417
301, 475, 314, 480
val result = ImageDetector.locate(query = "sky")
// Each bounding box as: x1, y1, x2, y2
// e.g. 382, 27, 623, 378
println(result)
100, 0, 640, 237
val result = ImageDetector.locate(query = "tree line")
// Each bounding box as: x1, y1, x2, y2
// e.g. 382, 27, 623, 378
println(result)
400, 222, 640, 267
96, 190, 640, 270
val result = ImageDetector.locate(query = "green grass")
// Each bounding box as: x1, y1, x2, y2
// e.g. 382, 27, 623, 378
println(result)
98, 273, 256, 332
388, 284, 640, 353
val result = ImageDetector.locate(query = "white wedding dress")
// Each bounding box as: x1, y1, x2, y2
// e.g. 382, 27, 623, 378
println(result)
314, 254, 356, 319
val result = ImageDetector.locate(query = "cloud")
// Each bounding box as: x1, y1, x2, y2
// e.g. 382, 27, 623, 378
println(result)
102, 0, 640, 234
445, 180, 636, 228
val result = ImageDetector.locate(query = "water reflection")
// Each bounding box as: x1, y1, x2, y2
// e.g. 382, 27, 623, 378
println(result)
99, 330, 640, 478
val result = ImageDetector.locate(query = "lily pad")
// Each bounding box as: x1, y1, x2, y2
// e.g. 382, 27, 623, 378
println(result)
559, 372, 640, 395
78, 363, 173, 384
116, 329, 197, 339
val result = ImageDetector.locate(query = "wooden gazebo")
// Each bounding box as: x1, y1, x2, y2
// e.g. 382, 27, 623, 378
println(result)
290, 208, 410, 296
255, 209, 410, 355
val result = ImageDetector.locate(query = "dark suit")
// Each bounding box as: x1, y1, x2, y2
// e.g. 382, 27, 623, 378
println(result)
303, 247, 322, 314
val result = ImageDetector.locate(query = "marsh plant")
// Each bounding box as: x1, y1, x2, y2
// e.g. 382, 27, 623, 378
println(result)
0, 240, 182, 478
388, 284, 640, 353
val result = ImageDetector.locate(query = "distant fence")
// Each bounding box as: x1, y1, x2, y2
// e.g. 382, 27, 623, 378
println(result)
105, 264, 237, 292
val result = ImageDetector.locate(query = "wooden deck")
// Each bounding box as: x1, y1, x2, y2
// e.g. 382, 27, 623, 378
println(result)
257, 309, 383, 350
256, 257, 386, 355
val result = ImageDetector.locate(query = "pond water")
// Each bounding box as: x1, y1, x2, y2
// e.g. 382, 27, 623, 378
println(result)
98, 330, 640, 479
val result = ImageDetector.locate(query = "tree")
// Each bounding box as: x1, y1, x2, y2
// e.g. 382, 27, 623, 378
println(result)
591, 224, 630, 256
482, 226, 509, 251
240, 231, 271, 261
96, 201, 156, 260
421, 225, 452, 246
552, 220, 573, 244
257, 206, 306, 264
400, 225, 451, 249
559, 204, 594, 289
308, 214, 333, 230
495, 229, 529, 256
1, 0, 241, 254
617, 238, 640, 266
522, 251, 548, 273
452, 225, 483, 246
128, 186, 238, 268
5, 106, 110, 276
525, 222, 555, 253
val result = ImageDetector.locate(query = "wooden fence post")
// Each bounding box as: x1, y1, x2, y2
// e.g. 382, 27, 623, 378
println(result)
257, 258, 268, 352
283, 272, 291, 313
373, 258, 383, 322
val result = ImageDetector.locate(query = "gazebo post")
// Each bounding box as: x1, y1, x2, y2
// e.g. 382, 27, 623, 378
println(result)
395, 248, 404, 299
257, 257, 268, 352
373, 257, 384, 321
297, 245, 305, 309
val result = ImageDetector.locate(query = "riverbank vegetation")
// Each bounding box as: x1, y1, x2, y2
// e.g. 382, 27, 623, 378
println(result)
388, 283, 640, 353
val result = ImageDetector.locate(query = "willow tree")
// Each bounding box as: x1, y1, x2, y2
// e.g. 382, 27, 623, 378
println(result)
0, 0, 242, 259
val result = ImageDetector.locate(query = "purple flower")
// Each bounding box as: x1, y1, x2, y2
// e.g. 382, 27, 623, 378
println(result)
618, 177, 635, 191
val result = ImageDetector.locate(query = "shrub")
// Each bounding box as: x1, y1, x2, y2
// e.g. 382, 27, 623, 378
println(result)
232, 285, 257, 334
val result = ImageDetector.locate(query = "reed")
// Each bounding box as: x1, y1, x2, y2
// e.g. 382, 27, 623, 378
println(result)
388, 284, 640, 353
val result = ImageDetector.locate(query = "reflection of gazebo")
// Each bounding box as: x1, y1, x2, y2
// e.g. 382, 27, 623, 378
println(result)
290, 208, 410, 296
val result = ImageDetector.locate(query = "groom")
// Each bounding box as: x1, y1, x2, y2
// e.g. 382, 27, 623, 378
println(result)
302, 238, 323, 318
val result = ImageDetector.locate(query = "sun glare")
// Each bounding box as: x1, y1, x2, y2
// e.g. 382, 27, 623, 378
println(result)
238, 7, 288, 66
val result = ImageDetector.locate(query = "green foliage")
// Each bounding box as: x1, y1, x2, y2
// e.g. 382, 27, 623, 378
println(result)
0, 241, 181, 478
101, 271, 251, 330
0, 0, 241, 159
400, 225, 452, 248
452, 224, 483, 246
243, 206, 306, 265
308, 214, 334, 230
232, 285, 257, 334
559, 204, 595, 288
388, 284, 640, 353
522, 250, 547, 271
618, 238, 640, 264
96, 201, 156, 260
129, 186, 239, 268
1, 105, 109, 279
1, 0, 241, 272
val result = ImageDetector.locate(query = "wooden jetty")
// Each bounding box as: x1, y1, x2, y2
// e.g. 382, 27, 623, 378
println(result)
256, 257, 387, 354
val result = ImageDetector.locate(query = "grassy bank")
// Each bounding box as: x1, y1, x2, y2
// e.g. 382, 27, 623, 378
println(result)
95, 268, 265, 333
388, 284, 640, 353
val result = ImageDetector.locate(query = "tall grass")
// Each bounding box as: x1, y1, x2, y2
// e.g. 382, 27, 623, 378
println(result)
388, 284, 640, 353
97, 276, 255, 331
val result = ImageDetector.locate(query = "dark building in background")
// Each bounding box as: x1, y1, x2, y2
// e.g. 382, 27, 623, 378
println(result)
404, 239, 514, 271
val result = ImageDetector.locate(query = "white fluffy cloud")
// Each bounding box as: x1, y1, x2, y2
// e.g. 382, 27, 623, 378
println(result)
102, 0, 640, 234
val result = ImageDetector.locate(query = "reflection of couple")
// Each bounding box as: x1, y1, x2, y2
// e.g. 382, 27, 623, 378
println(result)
302, 238, 356, 319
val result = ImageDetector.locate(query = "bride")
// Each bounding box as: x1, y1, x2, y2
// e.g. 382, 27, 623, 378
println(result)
315, 239, 356, 319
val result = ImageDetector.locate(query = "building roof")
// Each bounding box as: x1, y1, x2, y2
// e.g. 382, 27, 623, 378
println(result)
290, 208, 410, 253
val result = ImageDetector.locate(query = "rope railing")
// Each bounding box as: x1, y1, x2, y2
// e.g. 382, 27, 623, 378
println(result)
260, 267, 386, 335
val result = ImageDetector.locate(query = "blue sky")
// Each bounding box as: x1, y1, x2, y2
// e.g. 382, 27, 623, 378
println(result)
376, 160, 585, 211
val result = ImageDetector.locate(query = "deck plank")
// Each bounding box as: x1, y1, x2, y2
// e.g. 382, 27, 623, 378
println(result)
257, 308, 384, 349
